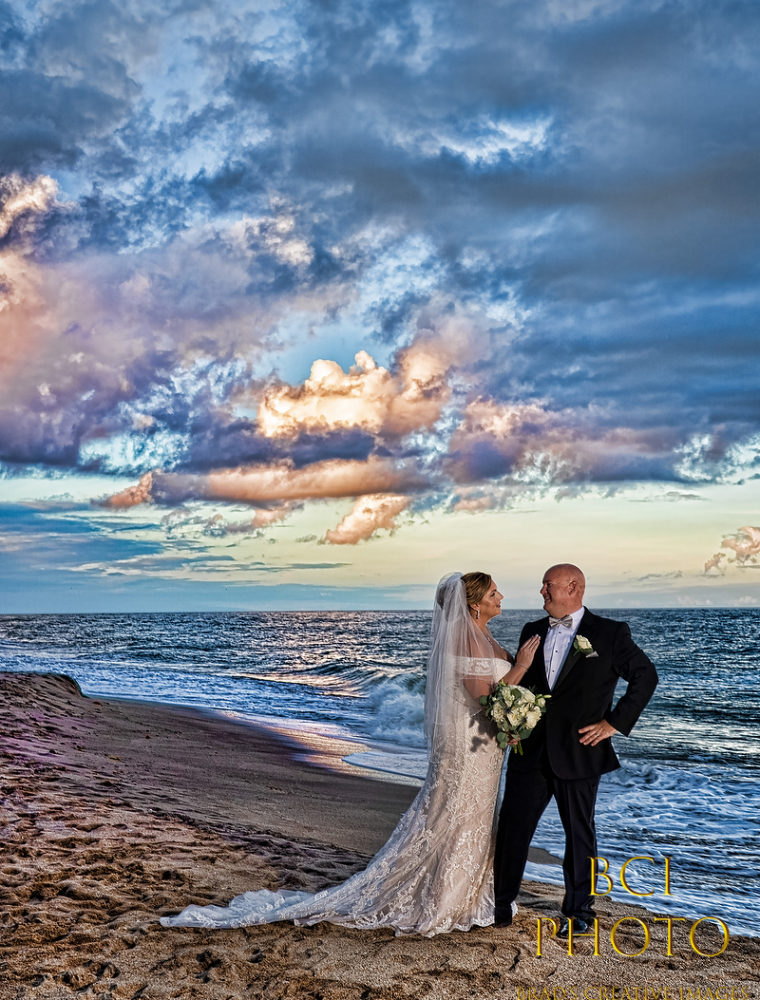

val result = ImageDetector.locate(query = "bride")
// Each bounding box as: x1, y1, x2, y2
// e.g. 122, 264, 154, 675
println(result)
160, 572, 539, 936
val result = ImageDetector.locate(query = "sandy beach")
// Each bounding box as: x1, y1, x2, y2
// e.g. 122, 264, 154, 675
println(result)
1, 671, 757, 1000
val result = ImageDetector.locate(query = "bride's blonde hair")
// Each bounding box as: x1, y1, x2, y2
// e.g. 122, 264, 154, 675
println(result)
461, 571, 492, 608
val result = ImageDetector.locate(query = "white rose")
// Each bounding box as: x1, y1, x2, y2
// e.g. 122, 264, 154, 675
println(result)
491, 702, 507, 725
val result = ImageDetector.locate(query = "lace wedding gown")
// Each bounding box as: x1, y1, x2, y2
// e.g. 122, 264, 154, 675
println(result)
161, 576, 511, 937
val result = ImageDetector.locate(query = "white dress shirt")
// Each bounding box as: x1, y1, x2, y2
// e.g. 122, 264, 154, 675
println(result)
544, 607, 585, 689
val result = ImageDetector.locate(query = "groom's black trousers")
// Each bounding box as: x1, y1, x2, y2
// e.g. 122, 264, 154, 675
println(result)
494, 755, 600, 921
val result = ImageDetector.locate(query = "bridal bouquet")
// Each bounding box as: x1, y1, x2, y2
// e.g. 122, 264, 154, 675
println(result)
479, 683, 550, 754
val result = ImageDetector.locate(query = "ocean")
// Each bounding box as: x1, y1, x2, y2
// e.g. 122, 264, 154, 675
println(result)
0, 608, 757, 938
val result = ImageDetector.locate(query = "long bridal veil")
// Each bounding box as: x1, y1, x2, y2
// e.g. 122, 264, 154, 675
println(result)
160, 572, 505, 936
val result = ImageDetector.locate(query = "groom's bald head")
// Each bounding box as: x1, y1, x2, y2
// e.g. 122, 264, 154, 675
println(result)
541, 563, 585, 617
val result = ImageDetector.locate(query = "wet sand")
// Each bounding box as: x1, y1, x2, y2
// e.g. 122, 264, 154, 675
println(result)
1, 672, 757, 999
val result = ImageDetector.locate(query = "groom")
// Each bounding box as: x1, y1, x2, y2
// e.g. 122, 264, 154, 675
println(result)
493, 563, 658, 935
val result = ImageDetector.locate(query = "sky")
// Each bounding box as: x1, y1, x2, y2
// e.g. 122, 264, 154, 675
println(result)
1, 0, 759, 612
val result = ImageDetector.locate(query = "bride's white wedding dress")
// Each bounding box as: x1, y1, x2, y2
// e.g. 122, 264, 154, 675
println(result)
160, 575, 514, 936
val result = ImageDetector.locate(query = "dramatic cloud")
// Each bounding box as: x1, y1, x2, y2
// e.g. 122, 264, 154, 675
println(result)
258, 342, 454, 440
99, 351, 759, 543
447, 399, 679, 486
104, 457, 424, 509
3, 0, 760, 554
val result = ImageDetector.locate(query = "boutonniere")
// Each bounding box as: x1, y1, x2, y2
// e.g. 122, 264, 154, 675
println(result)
573, 635, 596, 657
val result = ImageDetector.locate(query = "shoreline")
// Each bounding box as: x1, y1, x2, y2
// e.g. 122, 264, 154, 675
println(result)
1, 671, 757, 1000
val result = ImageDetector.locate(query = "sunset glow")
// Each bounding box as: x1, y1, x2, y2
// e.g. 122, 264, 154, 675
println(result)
1, 1, 758, 610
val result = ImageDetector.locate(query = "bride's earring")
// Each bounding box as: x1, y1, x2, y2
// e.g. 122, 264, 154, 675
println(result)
475, 607, 480, 620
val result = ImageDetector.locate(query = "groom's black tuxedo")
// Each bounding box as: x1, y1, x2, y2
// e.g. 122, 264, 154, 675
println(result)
511, 609, 658, 780
494, 608, 658, 922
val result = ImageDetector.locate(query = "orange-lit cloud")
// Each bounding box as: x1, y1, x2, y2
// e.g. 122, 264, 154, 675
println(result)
721, 525, 760, 563
703, 552, 725, 574
205, 457, 420, 503
705, 525, 760, 573
103, 456, 425, 544
323, 494, 409, 544
101, 379, 684, 545
257, 338, 456, 439
452, 495, 496, 512
105, 472, 155, 508
104, 457, 423, 509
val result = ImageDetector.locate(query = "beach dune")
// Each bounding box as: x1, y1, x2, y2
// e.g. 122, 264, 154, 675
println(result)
1, 672, 757, 999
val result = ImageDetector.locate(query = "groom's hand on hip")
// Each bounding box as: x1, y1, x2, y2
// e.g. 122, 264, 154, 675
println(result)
578, 720, 617, 746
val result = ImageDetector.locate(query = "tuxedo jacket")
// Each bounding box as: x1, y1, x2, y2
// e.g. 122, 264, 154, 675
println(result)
509, 609, 658, 781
